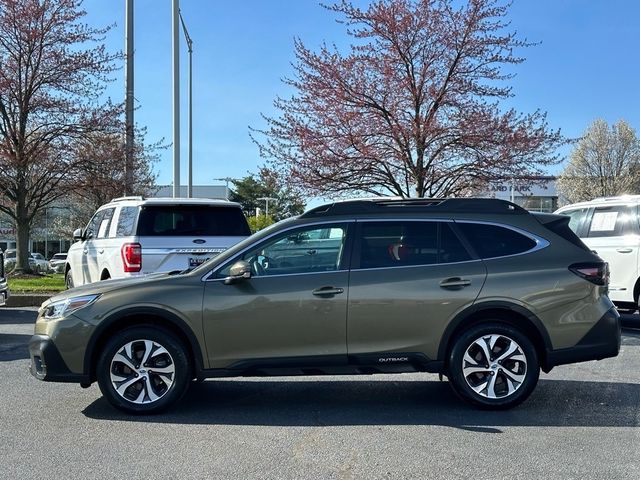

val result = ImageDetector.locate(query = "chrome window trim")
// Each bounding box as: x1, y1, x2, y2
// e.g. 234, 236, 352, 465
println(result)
350, 258, 484, 273
206, 269, 350, 282
203, 217, 550, 279
353, 218, 549, 270
201, 219, 354, 282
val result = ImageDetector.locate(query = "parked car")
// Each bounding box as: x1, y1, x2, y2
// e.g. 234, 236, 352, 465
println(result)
0, 249, 8, 306
30, 252, 49, 273
3, 249, 39, 273
49, 253, 67, 274
556, 195, 640, 312
64, 196, 251, 288
30, 198, 620, 414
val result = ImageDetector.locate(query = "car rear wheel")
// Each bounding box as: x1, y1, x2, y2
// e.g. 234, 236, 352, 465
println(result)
448, 323, 539, 409
96, 327, 191, 414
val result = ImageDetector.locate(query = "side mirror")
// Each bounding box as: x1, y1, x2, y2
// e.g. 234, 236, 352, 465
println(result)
224, 260, 252, 285
73, 228, 83, 241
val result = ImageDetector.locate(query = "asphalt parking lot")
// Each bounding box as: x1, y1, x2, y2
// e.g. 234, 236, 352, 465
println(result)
1, 307, 639, 480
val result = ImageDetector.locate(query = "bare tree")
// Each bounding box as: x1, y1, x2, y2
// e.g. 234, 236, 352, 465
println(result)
72, 127, 163, 211
253, 0, 566, 199
0, 0, 120, 273
557, 119, 640, 204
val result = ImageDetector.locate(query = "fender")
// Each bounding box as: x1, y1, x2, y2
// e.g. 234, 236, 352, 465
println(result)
83, 306, 205, 377
436, 300, 553, 361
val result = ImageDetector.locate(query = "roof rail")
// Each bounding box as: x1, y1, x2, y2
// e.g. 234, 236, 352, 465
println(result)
110, 196, 144, 202
300, 197, 527, 217
592, 194, 640, 202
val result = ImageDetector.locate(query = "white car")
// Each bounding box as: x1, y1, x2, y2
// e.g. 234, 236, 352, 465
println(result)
3, 249, 40, 273
49, 253, 67, 273
556, 195, 640, 311
30, 253, 49, 273
65, 197, 251, 288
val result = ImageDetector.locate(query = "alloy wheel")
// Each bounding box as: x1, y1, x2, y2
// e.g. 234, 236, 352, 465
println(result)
109, 339, 176, 404
461, 334, 527, 399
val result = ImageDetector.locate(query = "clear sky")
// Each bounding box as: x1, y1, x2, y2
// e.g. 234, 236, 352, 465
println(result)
83, 0, 640, 190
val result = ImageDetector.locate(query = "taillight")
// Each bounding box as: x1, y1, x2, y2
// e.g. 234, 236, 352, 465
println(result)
569, 262, 609, 286
121, 243, 142, 273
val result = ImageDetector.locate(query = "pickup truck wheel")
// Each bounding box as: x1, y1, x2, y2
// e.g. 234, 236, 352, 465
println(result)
448, 323, 539, 410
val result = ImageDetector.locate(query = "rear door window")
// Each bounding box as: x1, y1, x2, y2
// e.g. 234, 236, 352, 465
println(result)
456, 222, 537, 258
586, 205, 637, 237
357, 221, 471, 269
116, 206, 138, 237
136, 205, 251, 237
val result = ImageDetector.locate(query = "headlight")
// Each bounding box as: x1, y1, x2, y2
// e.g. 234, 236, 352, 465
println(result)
42, 294, 100, 320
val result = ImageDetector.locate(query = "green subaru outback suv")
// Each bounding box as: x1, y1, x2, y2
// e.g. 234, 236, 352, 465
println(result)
29, 198, 621, 413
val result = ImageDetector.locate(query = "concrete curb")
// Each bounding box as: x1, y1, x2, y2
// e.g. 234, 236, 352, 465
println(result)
6, 293, 53, 307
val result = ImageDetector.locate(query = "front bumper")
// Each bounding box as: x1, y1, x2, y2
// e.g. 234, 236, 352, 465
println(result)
0, 280, 8, 306
29, 335, 90, 384
544, 307, 621, 371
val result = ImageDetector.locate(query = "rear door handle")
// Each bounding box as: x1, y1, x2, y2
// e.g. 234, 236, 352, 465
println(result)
83, 249, 88, 254
98, 249, 104, 254
616, 248, 633, 253
312, 286, 344, 296
439, 277, 471, 288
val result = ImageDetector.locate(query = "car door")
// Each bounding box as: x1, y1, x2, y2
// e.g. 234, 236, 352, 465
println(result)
347, 220, 487, 362
84, 208, 115, 284
581, 204, 640, 304
202, 222, 353, 369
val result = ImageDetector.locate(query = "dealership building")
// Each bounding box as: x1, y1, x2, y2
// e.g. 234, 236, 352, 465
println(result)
479, 176, 558, 213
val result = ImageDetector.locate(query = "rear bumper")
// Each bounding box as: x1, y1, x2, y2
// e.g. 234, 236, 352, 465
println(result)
544, 307, 621, 371
29, 334, 89, 384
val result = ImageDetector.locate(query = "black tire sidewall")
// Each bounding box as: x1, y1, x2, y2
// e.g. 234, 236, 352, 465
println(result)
96, 326, 191, 414
448, 322, 539, 409
65, 270, 73, 289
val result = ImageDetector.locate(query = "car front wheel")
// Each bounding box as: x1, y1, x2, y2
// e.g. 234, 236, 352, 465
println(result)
96, 327, 191, 414
65, 270, 74, 289
448, 323, 539, 409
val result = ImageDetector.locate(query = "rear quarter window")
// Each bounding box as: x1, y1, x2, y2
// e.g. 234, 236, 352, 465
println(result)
456, 222, 537, 258
136, 205, 251, 237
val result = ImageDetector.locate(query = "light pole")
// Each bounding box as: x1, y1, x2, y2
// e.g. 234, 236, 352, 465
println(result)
124, 0, 134, 195
172, 0, 180, 198
214, 177, 233, 200
257, 197, 277, 217
179, 10, 193, 198
45, 208, 48, 259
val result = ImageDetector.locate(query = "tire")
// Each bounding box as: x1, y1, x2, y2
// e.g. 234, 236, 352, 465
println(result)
96, 326, 191, 414
65, 270, 74, 289
447, 322, 539, 409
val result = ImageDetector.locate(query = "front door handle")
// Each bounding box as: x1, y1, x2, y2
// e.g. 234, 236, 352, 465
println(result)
98, 249, 104, 254
312, 286, 344, 296
616, 248, 633, 253
440, 277, 471, 289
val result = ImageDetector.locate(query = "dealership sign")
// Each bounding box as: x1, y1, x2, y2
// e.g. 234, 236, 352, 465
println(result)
0, 227, 16, 238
